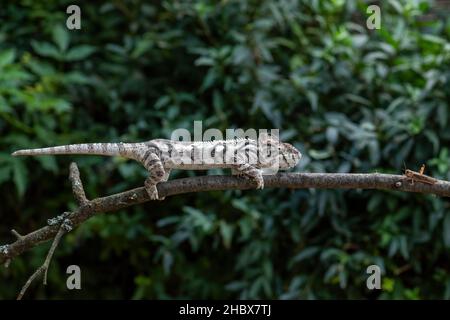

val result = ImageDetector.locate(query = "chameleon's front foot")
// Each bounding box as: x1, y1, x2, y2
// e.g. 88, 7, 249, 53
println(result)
241, 172, 264, 189
233, 167, 264, 189
144, 179, 164, 200
253, 172, 264, 189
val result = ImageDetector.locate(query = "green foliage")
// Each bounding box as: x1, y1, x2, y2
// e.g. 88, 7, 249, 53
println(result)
1, 0, 450, 299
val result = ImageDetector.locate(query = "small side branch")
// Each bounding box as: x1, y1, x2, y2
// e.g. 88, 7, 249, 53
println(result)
17, 221, 69, 300
15, 163, 85, 299
69, 162, 89, 206
11, 229, 24, 240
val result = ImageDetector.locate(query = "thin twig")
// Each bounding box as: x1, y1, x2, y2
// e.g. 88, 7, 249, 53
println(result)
11, 229, 23, 240
15, 163, 84, 299
69, 162, 89, 205
17, 223, 67, 300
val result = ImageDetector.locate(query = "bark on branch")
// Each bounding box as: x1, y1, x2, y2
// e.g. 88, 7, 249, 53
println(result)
2, 167, 450, 267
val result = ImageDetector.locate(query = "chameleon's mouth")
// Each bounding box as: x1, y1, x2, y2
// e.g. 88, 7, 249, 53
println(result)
289, 153, 301, 167
278, 150, 301, 169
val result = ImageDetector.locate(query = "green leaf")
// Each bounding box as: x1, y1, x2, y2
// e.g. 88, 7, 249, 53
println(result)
437, 102, 448, 128
156, 216, 180, 227
424, 130, 439, 154
0, 49, 16, 68
65, 72, 92, 84
132, 38, 154, 58
195, 56, 215, 66
13, 160, 27, 197
309, 148, 332, 160
65, 45, 96, 61
399, 235, 409, 259
162, 251, 173, 275
421, 34, 446, 45
220, 221, 233, 249
326, 127, 339, 144
291, 247, 320, 264
200, 69, 217, 91
35, 156, 58, 173
39, 98, 72, 113
306, 91, 318, 111
31, 41, 61, 59
154, 95, 171, 109
52, 25, 70, 52
26, 60, 55, 76
0, 166, 11, 184
389, 0, 404, 14
183, 206, 212, 232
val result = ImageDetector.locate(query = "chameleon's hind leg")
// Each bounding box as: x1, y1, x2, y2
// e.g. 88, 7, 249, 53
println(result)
232, 162, 264, 189
139, 151, 165, 200
156, 169, 171, 200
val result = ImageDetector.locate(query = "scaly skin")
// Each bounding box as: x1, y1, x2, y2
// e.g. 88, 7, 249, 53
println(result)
12, 138, 302, 200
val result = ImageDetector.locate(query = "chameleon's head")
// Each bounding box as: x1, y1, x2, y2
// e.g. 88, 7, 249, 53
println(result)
277, 141, 302, 169
259, 135, 301, 170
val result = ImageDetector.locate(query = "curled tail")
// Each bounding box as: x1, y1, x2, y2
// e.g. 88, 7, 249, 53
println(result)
12, 142, 143, 158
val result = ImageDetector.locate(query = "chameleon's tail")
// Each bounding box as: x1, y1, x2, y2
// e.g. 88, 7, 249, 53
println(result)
12, 143, 143, 158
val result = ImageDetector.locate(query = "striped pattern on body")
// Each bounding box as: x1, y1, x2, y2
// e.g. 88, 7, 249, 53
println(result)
12, 138, 300, 170
11, 138, 301, 199
165, 138, 260, 167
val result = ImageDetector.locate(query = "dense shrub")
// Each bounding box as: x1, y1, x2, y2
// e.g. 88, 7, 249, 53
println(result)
1, 0, 449, 299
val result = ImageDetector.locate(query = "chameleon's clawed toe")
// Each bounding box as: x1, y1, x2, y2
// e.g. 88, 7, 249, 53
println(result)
144, 181, 160, 200
254, 176, 264, 189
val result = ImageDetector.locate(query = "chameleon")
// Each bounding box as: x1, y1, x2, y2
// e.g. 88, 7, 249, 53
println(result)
12, 137, 302, 200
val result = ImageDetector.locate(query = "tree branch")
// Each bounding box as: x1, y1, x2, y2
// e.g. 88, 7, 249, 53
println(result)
2, 168, 450, 267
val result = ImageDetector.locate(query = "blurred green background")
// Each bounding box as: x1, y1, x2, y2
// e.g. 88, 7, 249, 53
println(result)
1, 0, 450, 299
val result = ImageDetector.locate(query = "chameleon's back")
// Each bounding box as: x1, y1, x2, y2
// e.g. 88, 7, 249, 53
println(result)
151, 138, 301, 170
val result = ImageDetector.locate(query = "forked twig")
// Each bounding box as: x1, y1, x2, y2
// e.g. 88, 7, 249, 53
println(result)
16, 162, 85, 299
17, 221, 70, 300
